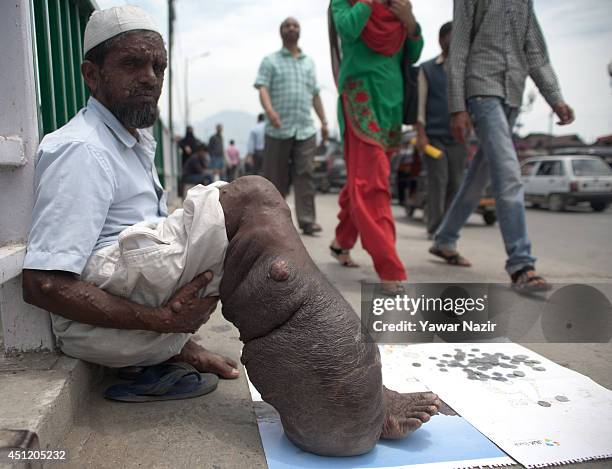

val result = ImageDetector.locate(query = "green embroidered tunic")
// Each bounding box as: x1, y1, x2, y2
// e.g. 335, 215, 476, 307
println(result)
332, 0, 423, 150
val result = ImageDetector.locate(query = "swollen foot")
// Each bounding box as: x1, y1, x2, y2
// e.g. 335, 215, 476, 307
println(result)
172, 339, 239, 379
380, 387, 442, 439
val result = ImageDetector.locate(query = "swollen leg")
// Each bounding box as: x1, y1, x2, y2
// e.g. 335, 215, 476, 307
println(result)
218, 176, 435, 455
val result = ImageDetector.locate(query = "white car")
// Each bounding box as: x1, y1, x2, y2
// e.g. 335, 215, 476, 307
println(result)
520, 155, 612, 212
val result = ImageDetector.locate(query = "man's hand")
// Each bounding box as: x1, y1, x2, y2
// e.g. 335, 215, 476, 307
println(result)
389, 0, 415, 33
158, 271, 219, 334
553, 102, 575, 126
267, 109, 282, 129
415, 128, 429, 156
321, 123, 329, 142
450, 111, 473, 145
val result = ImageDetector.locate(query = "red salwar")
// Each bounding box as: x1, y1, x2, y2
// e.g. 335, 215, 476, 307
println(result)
334, 117, 407, 281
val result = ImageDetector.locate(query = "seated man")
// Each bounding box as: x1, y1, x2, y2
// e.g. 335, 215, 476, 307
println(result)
22, 6, 440, 456
182, 143, 213, 187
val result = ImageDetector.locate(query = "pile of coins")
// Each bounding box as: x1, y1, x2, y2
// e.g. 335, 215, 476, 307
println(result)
416, 348, 549, 382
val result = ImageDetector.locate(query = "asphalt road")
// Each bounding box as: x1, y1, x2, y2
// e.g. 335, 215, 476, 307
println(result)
59, 191, 611, 469
300, 192, 612, 304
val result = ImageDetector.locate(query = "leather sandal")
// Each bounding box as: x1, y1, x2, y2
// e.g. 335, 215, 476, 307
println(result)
511, 266, 552, 294
380, 281, 406, 296
330, 245, 359, 268
429, 246, 471, 267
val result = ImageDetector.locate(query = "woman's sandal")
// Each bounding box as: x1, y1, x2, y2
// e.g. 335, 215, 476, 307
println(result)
511, 266, 552, 294
429, 246, 472, 267
380, 281, 406, 296
329, 245, 359, 268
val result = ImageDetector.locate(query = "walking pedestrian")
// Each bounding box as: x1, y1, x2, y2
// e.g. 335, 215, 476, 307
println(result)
254, 17, 329, 236
329, 0, 423, 294
226, 140, 240, 182
430, 0, 575, 293
245, 113, 266, 175
179, 125, 199, 166
208, 123, 225, 181
415, 22, 467, 239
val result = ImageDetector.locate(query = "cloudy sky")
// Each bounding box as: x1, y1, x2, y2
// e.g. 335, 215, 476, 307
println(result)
97, 0, 612, 143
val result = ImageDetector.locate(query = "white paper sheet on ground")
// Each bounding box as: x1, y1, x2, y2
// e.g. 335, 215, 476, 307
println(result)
246, 369, 514, 469
383, 344, 612, 468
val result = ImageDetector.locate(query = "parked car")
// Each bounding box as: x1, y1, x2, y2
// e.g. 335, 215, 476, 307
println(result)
521, 155, 612, 212
552, 146, 612, 169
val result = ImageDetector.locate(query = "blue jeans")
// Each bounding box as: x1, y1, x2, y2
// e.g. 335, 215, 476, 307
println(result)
434, 97, 536, 275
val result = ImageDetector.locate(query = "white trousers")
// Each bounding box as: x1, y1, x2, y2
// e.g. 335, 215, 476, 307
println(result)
51, 183, 229, 368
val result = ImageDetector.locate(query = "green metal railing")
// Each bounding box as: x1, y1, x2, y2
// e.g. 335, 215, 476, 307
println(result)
31, 0, 167, 185
32, 0, 91, 136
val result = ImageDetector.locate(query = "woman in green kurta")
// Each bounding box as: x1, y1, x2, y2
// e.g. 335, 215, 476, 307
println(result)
329, 0, 423, 292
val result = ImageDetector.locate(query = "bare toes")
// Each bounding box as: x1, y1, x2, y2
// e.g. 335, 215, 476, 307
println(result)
381, 417, 422, 439
409, 411, 431, 423
414, 405, 439, 415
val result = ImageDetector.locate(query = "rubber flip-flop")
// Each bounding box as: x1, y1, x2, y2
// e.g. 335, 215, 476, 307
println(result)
116, 366, 146, 381
105, 362, 218, 403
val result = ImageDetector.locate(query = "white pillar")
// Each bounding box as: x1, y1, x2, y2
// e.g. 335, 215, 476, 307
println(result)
0, 0, 55, 352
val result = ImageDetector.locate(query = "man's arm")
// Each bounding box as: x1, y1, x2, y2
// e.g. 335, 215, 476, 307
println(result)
524, 3, 574, 125
447, 0, 475, 114
448, 0, 476, 143
258, 86, 281, 128
415, 66, 429, 154
22, 269, 218, 334
254, 56, 281, 129
312, 94, 329, 142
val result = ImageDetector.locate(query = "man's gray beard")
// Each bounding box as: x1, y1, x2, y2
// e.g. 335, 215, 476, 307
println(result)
113, 102, 158, 129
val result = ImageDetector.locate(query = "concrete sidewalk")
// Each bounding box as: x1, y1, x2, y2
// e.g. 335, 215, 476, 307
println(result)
0, 336, 99, 468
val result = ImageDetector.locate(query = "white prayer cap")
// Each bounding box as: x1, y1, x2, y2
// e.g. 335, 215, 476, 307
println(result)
83, 5, 160, 56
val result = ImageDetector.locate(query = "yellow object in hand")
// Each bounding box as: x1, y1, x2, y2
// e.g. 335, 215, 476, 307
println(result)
409, 138, 443, 159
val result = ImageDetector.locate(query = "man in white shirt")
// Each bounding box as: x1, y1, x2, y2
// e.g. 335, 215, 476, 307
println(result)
246, 113, 266, 175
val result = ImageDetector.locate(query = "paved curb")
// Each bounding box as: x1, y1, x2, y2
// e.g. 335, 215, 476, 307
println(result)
0, 354, 99, 468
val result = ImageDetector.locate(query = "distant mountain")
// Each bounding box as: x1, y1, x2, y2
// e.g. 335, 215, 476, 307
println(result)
193, 110, 258, 157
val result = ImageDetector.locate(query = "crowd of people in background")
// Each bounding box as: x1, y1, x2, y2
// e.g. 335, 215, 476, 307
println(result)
179, 122, 246, 194
178, 0, 576, 293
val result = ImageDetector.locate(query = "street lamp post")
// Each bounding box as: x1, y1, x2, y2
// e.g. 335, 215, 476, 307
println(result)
184, 51, 210, 127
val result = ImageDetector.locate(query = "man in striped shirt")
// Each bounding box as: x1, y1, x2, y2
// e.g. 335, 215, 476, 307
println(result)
430, 0, 575, 293
255, 17, 329, 236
